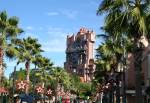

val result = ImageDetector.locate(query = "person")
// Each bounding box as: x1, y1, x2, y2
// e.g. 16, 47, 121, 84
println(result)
66, 95, 70, 103
14, 96, 21, 103
80, 99, 84, 103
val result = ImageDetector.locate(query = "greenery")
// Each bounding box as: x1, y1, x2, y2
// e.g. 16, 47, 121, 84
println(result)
1, 0, 149, 102
95, 0, 150, 103
0, 11, 23, 86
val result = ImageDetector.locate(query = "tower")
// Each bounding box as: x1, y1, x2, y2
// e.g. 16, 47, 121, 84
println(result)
64, 28, 95, 82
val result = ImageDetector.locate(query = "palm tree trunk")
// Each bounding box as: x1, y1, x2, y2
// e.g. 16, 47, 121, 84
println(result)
0, 48, 4, 86
55, 82, 59, 103
134, 45, 143, 103
25, 61, 30, 94
13, 66, 16, 101
42, 82, 45, 103
33, 64, 37, 96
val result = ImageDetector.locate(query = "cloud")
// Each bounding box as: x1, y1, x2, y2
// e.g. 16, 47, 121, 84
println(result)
53, 60, 64, 67
23, 26, 72, 53
61, 9, 78, 19
47, 12, 59, 16
18, 26, 69, 53
23, 32, 39, 38
46, 9, 78, 19
43, 47, 65, 52
47, 27, 67, 38
89, 1, 98, 6
39, 27, 43, 30
5, 60, 16, 67
26, 26, 34, 30
38, 26, 70, 52
42, 40, 66, 52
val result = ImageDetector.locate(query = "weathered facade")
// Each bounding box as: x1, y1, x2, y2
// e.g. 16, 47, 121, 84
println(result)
125, 46, 150, 103
64, 28, 95, 82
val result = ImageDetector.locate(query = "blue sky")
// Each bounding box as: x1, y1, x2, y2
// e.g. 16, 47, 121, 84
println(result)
0, 0, 104, 77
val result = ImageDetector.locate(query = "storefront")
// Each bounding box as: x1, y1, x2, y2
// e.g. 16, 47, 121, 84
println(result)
0, 87, 9, 103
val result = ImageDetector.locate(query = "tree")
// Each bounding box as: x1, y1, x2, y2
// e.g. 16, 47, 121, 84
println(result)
15, 37, 43, 93
34, 56, 53, 102
70, 74, 81, 93
50, 67, 71, 102
35, 56, 53, 86
10, 68, 26, 80
0, 11, 23, 84
97, 0, 150, 103
95, 37, 128, 103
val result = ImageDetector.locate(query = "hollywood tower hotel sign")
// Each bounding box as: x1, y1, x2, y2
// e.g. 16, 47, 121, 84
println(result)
64, 28, 95, 82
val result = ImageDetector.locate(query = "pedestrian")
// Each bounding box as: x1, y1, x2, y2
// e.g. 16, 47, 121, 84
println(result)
14, 96, 21, 103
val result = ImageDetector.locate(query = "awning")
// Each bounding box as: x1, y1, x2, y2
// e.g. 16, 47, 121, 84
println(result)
0, 87, 9, 95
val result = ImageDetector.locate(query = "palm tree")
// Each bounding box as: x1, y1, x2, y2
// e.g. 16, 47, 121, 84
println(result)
97, 0, 150, 103
0, 11, 23, 84
50, 67, 71, 102
10, 68, 26, 80
95, 38, 125, 103
34, 56, 53, 102
15, 37, 43, 94
69, 74, 81, 93
35, 56, 53, 86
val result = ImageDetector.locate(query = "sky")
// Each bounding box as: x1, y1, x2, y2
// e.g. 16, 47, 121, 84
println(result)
0, 0, 104, 77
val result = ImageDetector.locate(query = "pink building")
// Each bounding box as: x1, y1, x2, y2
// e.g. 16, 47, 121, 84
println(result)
64, 28, 95, 82
125, 46, 150, 103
